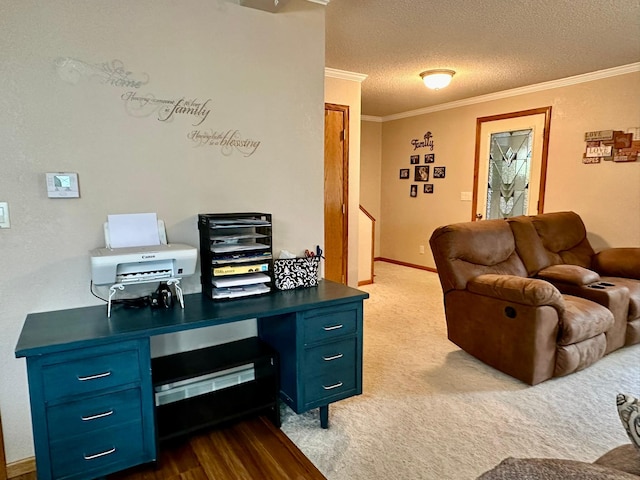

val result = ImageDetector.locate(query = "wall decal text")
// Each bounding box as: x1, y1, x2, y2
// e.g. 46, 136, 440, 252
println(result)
122, 92, 211, 126
55, 56, 263, 157
411, 131, 434, 151
187, 129, 261, 157
55, 58, 149, 88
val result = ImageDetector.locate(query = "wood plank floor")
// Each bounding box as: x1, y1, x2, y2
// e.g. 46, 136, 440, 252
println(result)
109, 416, 326, 480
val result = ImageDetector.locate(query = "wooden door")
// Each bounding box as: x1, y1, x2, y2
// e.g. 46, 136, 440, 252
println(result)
324, 103, 349, 284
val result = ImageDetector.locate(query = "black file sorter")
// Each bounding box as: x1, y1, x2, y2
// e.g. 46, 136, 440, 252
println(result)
198, 213, 274, 300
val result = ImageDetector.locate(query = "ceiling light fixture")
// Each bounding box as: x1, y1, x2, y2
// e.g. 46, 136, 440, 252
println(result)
420, 69, 456, 90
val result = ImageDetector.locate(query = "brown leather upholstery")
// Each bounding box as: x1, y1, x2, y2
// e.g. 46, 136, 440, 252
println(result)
430, 219, 528, 294
430, 212, 639, 385
508, 212, 640, 348
594, 248, 640, 280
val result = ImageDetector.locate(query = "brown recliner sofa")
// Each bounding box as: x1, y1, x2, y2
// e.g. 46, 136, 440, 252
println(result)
508, 211, 640, 350
429, 212, 639, 385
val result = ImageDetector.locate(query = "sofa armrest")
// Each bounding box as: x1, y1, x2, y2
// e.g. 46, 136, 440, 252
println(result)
592, 248, 640, 280
537, 264, 600, 286
467, 274, 565, 312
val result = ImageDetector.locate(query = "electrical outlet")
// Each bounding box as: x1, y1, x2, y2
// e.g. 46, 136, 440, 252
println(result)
419, 245, 425, 254
0, 202, 10, 228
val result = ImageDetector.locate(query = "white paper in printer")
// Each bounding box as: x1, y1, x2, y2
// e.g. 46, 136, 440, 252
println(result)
107, 213, 161, 248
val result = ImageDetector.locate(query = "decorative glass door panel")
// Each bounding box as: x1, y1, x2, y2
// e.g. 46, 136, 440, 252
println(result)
473, 108, 551, 221
486, 129, 532, 219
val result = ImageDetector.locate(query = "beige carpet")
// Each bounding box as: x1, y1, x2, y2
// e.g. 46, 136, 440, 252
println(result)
280, 261, 640, 479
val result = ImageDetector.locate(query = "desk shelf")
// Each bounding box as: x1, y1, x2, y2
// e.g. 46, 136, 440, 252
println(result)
151, 337, 280, 442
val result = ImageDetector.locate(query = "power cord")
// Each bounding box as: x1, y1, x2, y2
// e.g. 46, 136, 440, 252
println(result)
90, 281, 151, 308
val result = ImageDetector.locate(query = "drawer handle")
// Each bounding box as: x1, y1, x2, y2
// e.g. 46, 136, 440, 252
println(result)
83, 447, 116, 460
323, 324, 343, 331
81, 410, 114, 421
77, 371, 112, 382
322, 381, 343, 390
323, 353, 344, 361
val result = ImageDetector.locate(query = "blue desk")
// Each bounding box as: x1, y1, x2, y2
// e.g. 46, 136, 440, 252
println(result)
16, 280, 368, 480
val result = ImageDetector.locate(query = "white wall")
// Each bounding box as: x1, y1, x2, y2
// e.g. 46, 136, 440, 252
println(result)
0, 0, 326, 463
360, 120, 382, 257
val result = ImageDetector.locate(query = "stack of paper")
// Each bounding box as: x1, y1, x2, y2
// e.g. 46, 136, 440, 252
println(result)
108, 213, 161, 248
211, 273, 270, 288
212, 283, 270, 299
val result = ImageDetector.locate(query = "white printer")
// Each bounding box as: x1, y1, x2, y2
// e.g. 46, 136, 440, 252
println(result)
91, 243, 197, 285
90, 215, 197, 317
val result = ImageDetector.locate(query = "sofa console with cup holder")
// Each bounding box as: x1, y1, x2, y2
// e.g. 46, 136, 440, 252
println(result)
429, 211, 640, 385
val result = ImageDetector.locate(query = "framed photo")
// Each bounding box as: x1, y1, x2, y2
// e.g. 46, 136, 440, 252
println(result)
414, 165, 429, 181
425, 154, 435, 163
399, 168, 410, 179
433, 166, 446, 178
410, 185, 417, 197
423, 184, 434, 193
410, 155, 420, 164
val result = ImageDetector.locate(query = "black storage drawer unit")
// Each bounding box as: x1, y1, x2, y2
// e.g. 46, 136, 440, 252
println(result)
198, 213, 274, 300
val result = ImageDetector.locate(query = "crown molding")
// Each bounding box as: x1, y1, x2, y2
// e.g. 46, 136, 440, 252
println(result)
325, 67, 368, 83
361, 115, 383, 123
379, 62, 640, 122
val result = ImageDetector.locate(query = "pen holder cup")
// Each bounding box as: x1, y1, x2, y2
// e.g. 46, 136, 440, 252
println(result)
274, 257, 320, 290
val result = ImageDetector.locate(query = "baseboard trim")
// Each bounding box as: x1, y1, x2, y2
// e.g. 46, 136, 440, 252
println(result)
358, 279, 373, 286
376, 257, 437, 273
7, 457, 35, 479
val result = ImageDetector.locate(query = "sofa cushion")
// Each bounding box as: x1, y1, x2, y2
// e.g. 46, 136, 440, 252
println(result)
555, 333, 607, 377
595, 444, 640, 476
602, 277, 640, 321
477, 457, 639, 479
626, 319, 640, 346
593, 248, 640, 281
529, 211, 595, 268
508, 216, 552, 275
429, 220, 528, 293
559, 295, 614, 345
617, 394, 640, 452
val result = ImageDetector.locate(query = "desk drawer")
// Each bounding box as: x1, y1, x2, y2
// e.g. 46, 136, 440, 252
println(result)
47, 388, 142, 440
304, 306, 358, 344
42, 348, 141, 401
50, 420, 145, 479
303, 367, 357, 406
304, 338, 356, 376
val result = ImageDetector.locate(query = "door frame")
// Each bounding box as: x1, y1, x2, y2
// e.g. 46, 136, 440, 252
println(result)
324, 102, 349, 283
471, 106, 552, 220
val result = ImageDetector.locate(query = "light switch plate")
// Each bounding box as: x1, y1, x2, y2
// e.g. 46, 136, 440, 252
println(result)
0, 202, 10, 228
46, 172, 80, 198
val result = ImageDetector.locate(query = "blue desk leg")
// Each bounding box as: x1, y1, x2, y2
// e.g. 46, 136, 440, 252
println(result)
320, 405, 329, 429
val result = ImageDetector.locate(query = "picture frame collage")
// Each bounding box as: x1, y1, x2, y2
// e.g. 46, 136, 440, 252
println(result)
400, 153, 446, 197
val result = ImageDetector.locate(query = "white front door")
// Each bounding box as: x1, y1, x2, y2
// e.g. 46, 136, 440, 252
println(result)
473, 108, 551, 220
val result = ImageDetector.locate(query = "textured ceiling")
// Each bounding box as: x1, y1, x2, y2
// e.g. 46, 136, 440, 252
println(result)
325, 0, 640, 117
